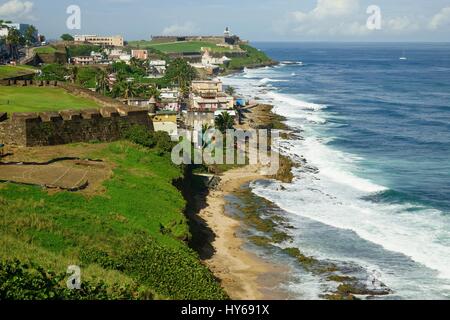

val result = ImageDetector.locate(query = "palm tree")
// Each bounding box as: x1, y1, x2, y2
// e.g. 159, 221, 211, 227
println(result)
95, 69, 109, 95
215, 112, 235, 134
225, 86, 236, 96
113, 80, 138, 99
24, 25, 37, 46
201, 124, 214, 149
147, 85, 161, 102
69, 66, 79, 84
130, 57, 140, 69
165, 58, 197, 99
6, 28, 23, 60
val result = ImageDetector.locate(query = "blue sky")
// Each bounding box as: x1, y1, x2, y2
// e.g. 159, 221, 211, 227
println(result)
1, 0, 450, 41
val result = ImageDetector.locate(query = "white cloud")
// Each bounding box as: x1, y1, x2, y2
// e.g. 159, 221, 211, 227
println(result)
386, 16, 420, 32
0, 0, 34, 19
429, 6, 450, 30
299, 0, 360, 20
279, 0, 431, 39
162, 22, 197, 36
286, 0, 368, 37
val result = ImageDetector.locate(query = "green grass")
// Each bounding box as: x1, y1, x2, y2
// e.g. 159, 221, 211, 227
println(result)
34, 46, 58, 54
0, 141, 228, 300
0, 65, 37, 80
226, 44, 274, 70
0, 87, 101, 113
128, 40, 233, 53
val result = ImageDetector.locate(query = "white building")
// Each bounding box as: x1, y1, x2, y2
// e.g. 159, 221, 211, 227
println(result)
0, 23, 37, 38
119, 54, 131, 64
149, 60, 167, 75
201, 50, 231, 67
160, 88, 181, 112
160, 88, 180, 100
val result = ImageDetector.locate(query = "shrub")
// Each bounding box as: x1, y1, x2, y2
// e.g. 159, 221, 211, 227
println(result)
0, 260, 140, 300
123, 125, 156, 148
38, 64, 69, 81
123, 126, 175, 155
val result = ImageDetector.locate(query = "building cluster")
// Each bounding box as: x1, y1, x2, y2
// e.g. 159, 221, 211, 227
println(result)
2, 28, 245, 142
119, 78, 238, 139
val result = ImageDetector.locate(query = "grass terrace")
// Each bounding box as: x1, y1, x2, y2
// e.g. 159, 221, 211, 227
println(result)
128, 40, 235, 53
34, 46, 58, 54
0, 86, 101, 113
0, 65, 38, 80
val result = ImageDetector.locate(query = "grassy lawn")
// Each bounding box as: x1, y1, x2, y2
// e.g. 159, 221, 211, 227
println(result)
0, 65, 37, 80
128, 40, 233, 53
34, 46, 58, 54
0, 141, 227, 300
0, 87, 101, 113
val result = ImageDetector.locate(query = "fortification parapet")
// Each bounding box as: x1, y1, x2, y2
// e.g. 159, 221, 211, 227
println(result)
0, 106, 154, 147
39, 112, 63, 122
60, 110, 82, 121
81, 109, 102, 120
100, 107, 120, 118
11, 113, 41, 123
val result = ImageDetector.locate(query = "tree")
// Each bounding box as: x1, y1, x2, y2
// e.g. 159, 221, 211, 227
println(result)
95, 69, 109, 95
112, 80, 138, 99
164, 58, 197, 99
215, 112, 235, 133
201, 124, 214, 149
39, 63, 69, 81
69, 66, 79, 84
61, 33, 74, 42
6, 28, 24, 60
225, 86, 236, 96
130, 57, 141, 69
24, 25, 37, 45
146, 85, 161, 102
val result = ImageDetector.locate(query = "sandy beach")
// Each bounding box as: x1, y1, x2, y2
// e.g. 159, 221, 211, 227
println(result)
193, 104, 293, 300
197, 163, 289, 300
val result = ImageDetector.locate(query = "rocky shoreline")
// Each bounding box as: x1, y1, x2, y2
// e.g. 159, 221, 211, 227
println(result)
189, 101, 394, 300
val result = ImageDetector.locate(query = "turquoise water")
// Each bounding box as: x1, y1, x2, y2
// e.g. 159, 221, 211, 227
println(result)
222, 42, 450, 299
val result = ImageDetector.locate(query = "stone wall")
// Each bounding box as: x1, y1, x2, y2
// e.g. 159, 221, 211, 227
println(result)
0, 106, 154, 147
0, 79, 58, 86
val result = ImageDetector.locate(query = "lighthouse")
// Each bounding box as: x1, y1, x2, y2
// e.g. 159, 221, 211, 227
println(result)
224, 27, 231, 38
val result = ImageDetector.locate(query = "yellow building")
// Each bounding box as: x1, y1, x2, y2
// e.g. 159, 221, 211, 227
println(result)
74, 35, 124, 47
152, 112, 178, 137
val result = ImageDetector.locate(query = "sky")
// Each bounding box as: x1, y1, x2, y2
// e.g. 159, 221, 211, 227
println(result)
0, 0, 450, 42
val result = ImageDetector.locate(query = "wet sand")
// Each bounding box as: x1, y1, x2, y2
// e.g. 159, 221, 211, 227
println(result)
198, 163, 290, 300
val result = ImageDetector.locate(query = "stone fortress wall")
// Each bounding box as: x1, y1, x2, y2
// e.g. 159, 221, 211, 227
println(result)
0, 81, 153, 147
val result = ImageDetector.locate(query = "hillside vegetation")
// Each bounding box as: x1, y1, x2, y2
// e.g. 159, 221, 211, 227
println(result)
0, 141, 228, 300
226, 44, 274, 70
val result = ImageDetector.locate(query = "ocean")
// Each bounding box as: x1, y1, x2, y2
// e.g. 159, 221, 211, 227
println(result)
221, 42, 450, 299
